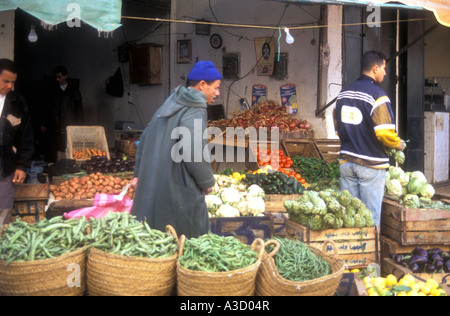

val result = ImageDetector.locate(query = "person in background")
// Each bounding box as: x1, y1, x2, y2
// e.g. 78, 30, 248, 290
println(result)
334, 51, 402, 227
131, 61, 222, 238
0, 59, 34, 209
43, 66, 84, 162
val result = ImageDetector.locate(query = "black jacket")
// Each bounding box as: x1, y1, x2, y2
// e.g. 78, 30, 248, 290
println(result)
0, 91, 34, 177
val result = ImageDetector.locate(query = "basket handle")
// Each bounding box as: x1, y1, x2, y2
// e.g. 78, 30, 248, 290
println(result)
178, 234, 186, 257
250, 238, 266, 260
166, 225, 179, 242
264, 239, 281, 258
322, 239, 339, 259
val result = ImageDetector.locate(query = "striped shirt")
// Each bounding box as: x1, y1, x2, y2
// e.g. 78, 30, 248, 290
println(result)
335, 75, 401, 169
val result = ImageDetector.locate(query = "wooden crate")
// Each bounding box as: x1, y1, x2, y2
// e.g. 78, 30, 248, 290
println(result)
265, 211, 289, 237
286, 220, 380, 269
281, 139, 321, 160
380, 235, 450, 266
210, 216, 273, 245
381, 198, 450, 245
313, 139, 341, 164
382, 258, 450, 286
114, 137, 137, 157
352, 276, 450, 296
46, 199, 94, 219
264, 194, 299, 212
66, 126, 110, 161
12, 200, 47, 224
14, 177, 49, 202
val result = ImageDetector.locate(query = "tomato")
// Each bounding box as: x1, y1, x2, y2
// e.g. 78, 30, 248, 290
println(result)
299, 178, 306, 184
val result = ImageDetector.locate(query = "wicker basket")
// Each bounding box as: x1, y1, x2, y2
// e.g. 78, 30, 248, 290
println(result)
0, 247, 86, 296
255, 239, 345, 296
176, 236, 265, 296
86, 225, 179, 296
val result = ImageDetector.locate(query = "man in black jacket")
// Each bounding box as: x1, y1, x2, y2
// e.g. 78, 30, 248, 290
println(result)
0, 59, 34, 209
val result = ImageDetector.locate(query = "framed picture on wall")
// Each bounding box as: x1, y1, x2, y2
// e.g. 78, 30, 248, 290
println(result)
177, 40, 192, 63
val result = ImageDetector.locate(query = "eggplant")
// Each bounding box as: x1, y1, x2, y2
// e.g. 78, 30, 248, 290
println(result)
408, 255, 428, 267
412, 247, 428, 258
430, 253, 443, 262
428, 248, 443, 255
426, 263, 436, 273
393, 254, 404, 264
445, 261, 450, 273
409, 263, 422, 273
435, 260, 444, 272
442, 252, 450, 260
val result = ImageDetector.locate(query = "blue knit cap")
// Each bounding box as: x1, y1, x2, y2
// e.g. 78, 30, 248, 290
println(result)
187, 61, 222, 81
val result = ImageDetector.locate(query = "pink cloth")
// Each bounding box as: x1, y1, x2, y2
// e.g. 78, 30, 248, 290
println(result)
64, 194, 133, 219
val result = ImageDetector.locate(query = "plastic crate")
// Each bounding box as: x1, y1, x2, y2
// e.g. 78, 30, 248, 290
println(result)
66, 126, 110, 161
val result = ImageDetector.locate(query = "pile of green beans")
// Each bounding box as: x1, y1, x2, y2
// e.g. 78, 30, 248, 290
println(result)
0, 216, 89, 265
266, 237, 331, 282
86, 212, 178, 259
179, 234, 258, 272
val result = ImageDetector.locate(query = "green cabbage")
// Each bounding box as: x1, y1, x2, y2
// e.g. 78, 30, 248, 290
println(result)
420, 183, 435, 199
403, 194, 420, 209
386, 179, 403, 197
389, 166, 404, 180
395, 151, 405, 164
410, 171, 427, 184
407, 177, 425, 195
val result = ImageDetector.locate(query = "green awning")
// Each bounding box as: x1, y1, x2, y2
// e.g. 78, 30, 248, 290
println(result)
0, 0, 122, 33
270, 0, 450, 27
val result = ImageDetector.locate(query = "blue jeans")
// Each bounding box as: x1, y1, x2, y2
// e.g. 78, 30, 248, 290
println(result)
340, 162, 386, 226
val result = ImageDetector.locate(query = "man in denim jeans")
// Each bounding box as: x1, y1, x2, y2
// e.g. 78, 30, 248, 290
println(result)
335, 51, 402, 226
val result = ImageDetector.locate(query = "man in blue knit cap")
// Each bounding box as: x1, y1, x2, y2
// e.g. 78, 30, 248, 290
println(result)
131, 61, 222, 238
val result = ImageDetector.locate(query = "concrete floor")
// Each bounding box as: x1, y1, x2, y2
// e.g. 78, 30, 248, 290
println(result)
434, 181, 450, 200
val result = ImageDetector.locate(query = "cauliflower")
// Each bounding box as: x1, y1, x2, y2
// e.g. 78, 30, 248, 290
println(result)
246, 197, 266, 216
236, 200, 249, 216
216, 204, 240, 217
247, 185, 265, 200
221, 187, 242, 206
205, 194, 223, 215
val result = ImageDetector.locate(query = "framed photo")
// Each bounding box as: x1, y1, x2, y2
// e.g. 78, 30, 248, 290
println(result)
177, 40, 192, 64
254, 37, 275, 76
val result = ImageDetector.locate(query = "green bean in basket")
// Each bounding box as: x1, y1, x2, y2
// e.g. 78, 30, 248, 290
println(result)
266, 237, 331, 282
86, 212, 178, 259
179, 234, 258, 272
0, 216, 89, 265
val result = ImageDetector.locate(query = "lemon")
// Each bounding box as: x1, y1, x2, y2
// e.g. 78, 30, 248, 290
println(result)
430, 288, 446, 297
425, 279, 439, 291
385, 274, 397, 288
367, 287, 378, 296
417, 292, 426, 296
351, 269, 360, 273
420, 285, 431, 295
396, 291, 407, 297
402, 275, 416, 286
398, 278, 412, 288
411, 283, 422, 292
344, 270, 350, 273
407, 290, 419, 296
363, 277, 373, 288
373, 277, 387, 289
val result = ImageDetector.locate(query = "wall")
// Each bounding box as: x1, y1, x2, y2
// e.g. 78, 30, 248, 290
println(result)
0, 10, 14, 60
11, 2, 171, 148
170, 0, 338, 138
425, 14, 450, 93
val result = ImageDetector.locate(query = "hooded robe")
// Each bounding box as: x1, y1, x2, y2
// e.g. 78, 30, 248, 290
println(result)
131, 86, 215, 238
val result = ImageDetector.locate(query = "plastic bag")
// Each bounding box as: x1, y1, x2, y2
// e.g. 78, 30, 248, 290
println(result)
64, 193, 133, 219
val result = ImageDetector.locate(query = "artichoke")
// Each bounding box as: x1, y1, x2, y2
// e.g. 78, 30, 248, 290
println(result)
343, 214, 356, 228
326, 197, 341, 213
353, 214, 366, 228
323, 213, 337, 229
284, 200, 294, 213
299, 201, 314, 215
308, 215, 324, 231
